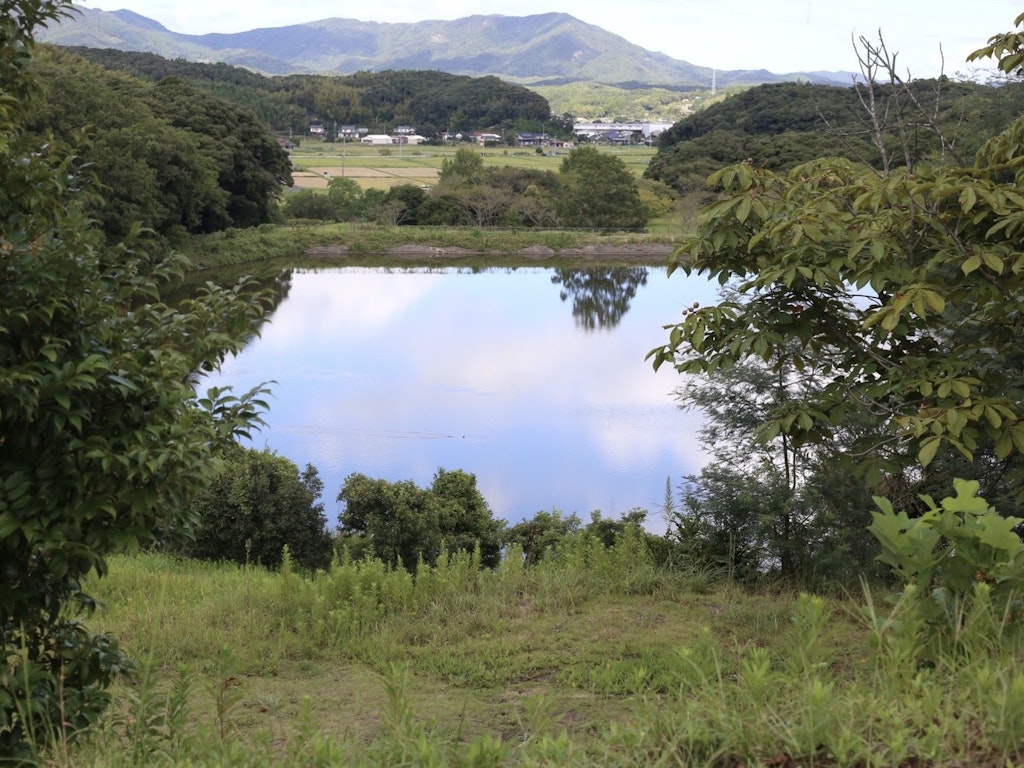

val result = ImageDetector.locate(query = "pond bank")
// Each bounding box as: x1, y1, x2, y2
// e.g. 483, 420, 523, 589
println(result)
306, 242, 676, 261
181, 223, 682, 270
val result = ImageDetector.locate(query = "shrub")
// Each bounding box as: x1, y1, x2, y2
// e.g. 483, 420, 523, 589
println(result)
183, 447, 333, 571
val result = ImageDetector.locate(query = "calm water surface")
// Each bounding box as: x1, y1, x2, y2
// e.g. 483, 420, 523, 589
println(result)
201, 265, 720, 530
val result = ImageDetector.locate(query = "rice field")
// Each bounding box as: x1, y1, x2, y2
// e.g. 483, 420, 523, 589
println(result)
287, 142, 656, 190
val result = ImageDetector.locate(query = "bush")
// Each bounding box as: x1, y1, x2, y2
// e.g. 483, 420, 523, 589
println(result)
337, 469, 504, 571
0, 2, 269, 756
183, 447, 333, 570
868, 478, 1024, 662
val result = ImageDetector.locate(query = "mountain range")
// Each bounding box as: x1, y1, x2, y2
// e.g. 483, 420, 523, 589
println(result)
41, 6, 852, 88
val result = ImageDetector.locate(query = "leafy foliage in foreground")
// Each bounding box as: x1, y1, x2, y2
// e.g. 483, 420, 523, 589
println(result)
870, 478, 1024, 663
658, 20, 1024, 586
650, 90, 1024, 496
0, 1, 269, 758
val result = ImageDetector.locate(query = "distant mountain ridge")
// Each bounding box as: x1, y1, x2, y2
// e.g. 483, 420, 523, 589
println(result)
42, 6, 853, 87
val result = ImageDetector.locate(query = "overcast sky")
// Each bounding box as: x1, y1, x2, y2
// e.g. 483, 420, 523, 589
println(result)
76, 1, 1019, 77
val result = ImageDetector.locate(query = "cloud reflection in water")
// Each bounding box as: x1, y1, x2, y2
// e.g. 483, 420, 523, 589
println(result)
202, 266, 719, 530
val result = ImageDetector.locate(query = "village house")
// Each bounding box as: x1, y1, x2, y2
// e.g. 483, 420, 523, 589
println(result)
516, 132, 549, 147
338, 125, 367, 140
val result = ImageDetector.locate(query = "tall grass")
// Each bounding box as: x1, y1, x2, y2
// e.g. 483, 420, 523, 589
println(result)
29, 536, 1024, 766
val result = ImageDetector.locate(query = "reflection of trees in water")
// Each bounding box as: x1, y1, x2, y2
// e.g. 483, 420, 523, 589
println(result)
551, 267, 649, 331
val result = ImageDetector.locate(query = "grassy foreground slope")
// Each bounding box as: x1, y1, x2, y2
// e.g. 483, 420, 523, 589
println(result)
60, 546, 1024, 767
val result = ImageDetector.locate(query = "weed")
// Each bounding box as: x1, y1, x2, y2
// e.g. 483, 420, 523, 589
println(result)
59, 542, 1024, 767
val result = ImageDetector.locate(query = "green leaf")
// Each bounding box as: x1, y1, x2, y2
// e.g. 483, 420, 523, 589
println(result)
923, 290, 945, 313
960, 185, 977, 212
975, 514, 1024, 554
982, 251, 1005, 274
735, 195, 751, 223
0, 513, 21, 539
918, 436, 941, 467
950, 380, 971, 398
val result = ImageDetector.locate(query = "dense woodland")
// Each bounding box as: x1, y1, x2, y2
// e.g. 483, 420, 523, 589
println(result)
27, 46, 292, 247
646, 78, 1024, 192
59, 46, 558, 139
24, 45, 590, 245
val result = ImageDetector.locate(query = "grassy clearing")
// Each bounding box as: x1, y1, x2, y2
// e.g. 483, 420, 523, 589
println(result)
37, 542, 1024, 767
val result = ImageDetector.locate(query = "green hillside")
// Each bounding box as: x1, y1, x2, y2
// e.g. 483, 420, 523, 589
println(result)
60, 46, 553, 137
646, 79, 1024, 192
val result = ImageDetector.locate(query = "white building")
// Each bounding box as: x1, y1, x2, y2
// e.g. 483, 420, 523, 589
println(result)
572, 120, 676, 143
394, 134, 428, 145
361, 134, 394, 145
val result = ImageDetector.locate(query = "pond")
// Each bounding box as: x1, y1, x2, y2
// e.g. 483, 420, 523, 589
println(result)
199, 264, 722, 531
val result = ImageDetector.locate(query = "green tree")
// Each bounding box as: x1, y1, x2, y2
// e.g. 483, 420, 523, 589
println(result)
584, 509, 648, 548
0, 1, 269, 756
430, 469, 505, 569
450, 184, 516, 227
326, 176, 367, 221
145, 77, 292, 228
383, 183, 426, 225
674, 467, 786, 582
669, 345, 881, 582
283, 189, 341, 221
556, 146, 647, 230
506, 510, 582, 565
183, 447, 333, 570
337, 474, 442, 571
645, 78, 1024, 194
27, 47, 230, 243
650, 32, 1024, 495
418, 190, 473, 226
336, 469, 504, 571
439, 146, 485, 183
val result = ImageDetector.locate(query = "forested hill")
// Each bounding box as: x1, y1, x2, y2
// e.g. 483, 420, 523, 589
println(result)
26, 46, 293, 247
59, 47, 554, 138
646, 79, 1024, 193
45, 7, 852, 87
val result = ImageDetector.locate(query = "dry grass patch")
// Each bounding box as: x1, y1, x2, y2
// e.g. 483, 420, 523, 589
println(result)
291, 165, 439, 189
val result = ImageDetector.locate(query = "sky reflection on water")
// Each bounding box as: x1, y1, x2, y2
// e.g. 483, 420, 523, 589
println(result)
201, 266, 721, 531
